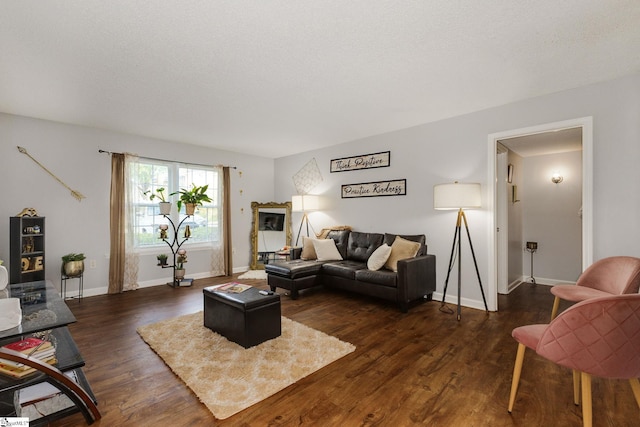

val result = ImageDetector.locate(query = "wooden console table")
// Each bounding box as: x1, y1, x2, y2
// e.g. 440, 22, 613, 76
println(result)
0, 280, 100, 425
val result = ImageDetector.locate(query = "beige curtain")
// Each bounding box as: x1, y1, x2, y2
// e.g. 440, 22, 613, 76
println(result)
223, 166, 233, 276
108, 153, 139, 293
209, 166, 233, 276
108, 153, 125, 294
123, 155, 140, 291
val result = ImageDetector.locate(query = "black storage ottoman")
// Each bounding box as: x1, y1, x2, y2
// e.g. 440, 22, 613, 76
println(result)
203, 286, 281, 348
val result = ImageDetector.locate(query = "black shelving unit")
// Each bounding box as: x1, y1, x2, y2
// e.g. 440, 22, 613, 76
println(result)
10, 216, 45, 284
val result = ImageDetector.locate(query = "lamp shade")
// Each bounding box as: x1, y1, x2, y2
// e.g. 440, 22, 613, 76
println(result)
433, 182, 481, 210
292, 194, 319, 212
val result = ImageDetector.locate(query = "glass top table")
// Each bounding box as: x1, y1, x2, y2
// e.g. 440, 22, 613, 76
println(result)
0, 279, 98, 425
0, 280, 76, 341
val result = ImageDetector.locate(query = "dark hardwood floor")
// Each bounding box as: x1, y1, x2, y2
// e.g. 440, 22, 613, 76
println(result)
50, 276, 638, 426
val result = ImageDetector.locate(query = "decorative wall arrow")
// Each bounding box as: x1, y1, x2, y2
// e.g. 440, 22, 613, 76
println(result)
17, 146, 86, 201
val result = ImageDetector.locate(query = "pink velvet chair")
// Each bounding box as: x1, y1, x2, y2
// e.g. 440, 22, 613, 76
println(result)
550, 256, 640, 320
508, 293, 640, 427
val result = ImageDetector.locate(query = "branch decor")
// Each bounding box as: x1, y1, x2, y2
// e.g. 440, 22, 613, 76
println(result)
17, 146, 86, 201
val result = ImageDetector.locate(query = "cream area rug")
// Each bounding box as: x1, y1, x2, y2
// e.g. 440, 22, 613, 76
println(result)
137, 311, 355, 419
238, 270, 268, 280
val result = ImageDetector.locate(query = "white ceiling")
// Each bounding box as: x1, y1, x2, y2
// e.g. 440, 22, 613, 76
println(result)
500, 127, 583, 157
1, 1, 639, 159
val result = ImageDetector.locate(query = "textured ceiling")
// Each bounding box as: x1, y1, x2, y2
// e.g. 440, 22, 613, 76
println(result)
1, 1, 639, 159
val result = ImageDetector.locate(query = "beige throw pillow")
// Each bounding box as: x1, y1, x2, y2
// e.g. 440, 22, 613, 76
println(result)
312, 238, 343, 261
367, 243, 392, 271
300, 236, 318, 260
384, 236, 421, 272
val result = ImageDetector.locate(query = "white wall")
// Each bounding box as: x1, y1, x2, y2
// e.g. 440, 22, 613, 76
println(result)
273, 72, 640, 311
0, 113, 274, 295
522, 151, 582, 283
2, 73, 638, 307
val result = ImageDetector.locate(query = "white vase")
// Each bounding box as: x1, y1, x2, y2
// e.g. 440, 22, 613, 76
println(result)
0, 298, 21, 331
159, 202, 172, 215
0, 265, 7, 290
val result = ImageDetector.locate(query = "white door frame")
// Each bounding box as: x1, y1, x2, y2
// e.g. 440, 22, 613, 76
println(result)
496, 150, 508, 294
486, 117, 593, 310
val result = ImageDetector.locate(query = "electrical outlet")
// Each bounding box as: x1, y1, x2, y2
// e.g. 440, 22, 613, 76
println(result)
89, 259, 97, 269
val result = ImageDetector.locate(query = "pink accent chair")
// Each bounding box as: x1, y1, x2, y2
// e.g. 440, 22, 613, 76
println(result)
508, 293, 640, 427
550, 256, 640, 320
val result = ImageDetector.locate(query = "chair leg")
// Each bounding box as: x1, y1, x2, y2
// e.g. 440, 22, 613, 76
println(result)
573, 370, 581, 405
629, 378, 640, 409
508, 343, 526, 413
550, 296, 561, 320
581, 372, 592, 427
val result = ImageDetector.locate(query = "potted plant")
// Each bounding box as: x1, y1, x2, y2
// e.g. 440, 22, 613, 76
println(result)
143, 187, 172, 215
175, 251, 187, 280
172, 184, 212, 216
62, 253, 86, 277
156, 254, 168, 266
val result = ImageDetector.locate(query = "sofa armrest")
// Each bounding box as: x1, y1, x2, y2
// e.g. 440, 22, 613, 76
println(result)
397, 254, 436, 307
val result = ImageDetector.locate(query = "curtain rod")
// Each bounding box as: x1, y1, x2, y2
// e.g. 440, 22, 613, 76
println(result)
98, 149, 236, 169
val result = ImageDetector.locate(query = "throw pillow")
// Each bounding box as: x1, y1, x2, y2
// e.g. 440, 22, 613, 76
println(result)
312, 238, 343, 261
367, 243, 392, 271
300, 236, 318, 260
384, 236, 421, 272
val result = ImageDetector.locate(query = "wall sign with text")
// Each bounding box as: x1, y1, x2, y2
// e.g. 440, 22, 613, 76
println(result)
341, 179, 406, 198
330, 151, 390, 173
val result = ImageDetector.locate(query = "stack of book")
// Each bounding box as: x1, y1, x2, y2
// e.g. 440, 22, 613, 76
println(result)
0, 337, 57, 378
212, 282, 252, 293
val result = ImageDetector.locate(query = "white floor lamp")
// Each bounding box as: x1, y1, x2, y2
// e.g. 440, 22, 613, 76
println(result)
434, 182, 489, 320
292, 194, 319, 246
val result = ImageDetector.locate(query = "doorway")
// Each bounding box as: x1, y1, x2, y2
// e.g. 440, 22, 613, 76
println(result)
486, 117, 593, 311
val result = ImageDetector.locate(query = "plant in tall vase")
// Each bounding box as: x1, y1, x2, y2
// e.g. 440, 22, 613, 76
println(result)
175, 250, 187, 280
143, 187, 172, 215
172, 184, 212, 216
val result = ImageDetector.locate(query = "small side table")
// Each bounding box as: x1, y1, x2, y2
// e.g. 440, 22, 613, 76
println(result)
61, 271, 84, 299
275, 250, 291, 261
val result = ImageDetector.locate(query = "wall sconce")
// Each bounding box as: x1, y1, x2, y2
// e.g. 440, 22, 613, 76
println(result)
551, 172, 563, 184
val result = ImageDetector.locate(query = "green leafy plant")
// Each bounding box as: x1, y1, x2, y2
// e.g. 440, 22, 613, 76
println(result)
176, 253, 188, 269
171, 184, 212, 211
143, 187, 168, 202
61, 253, 86, 263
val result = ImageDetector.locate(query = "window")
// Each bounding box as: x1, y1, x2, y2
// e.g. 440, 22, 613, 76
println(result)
128, 158, 221, 249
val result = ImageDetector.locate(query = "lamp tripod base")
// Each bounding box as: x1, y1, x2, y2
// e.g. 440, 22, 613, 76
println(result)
440, 209, 489, 321
295, 213, 316, 246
